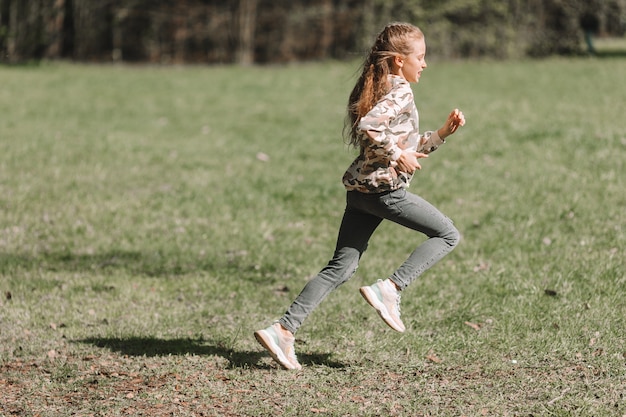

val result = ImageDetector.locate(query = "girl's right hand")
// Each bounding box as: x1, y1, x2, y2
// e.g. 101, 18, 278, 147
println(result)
438, 108, 466, 139
396, 150, 428, 174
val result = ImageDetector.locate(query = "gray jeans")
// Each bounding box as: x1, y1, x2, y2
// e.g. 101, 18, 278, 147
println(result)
279, 189, 460, 334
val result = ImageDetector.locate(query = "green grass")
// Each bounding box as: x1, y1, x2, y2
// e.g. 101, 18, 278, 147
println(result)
0, 57, 624, 416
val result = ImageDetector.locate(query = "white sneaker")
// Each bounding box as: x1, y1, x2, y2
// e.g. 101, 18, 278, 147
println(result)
254, 323, 302, 370
360, 279, 405, 332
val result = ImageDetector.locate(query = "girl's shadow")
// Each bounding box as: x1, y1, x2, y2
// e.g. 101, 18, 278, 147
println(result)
74, 336, 347, 369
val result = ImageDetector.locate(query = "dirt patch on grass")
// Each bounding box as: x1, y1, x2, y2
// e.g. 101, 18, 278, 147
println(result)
2, 351, 624, 416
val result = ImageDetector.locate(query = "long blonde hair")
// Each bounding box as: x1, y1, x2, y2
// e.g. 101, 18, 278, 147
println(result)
344, 22, 424, 147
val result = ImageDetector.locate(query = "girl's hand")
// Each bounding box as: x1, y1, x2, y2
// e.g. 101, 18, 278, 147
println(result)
438, 108, 465, 139
396, 150, 429, 174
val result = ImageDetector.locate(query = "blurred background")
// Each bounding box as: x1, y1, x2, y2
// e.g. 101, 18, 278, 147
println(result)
1, 0, 625, 64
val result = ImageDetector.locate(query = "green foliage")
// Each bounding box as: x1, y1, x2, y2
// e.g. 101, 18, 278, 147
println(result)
2, 0, 625, 63
0, 58, 625, 415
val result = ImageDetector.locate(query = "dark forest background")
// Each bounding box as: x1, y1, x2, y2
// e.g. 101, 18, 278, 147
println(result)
1, 0, 625, 64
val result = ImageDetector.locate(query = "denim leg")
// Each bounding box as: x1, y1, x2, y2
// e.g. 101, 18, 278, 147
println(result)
385, 190, 460, 290
279, 199, 382, 334
277, 189, 457, 333
348, 189, 459, 290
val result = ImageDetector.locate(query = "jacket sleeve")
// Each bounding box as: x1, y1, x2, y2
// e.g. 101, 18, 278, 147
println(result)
416, 130, 446, 154
357, 85, 414, 163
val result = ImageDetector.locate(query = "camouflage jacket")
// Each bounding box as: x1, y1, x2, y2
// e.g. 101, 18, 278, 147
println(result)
342, 75, 444, 193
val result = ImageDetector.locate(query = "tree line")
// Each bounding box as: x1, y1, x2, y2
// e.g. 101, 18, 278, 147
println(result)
1, 0, 624, 64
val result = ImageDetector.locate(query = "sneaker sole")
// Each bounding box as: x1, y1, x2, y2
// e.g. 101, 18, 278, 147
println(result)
254, 330, 298, 370
359, 286, 405, 332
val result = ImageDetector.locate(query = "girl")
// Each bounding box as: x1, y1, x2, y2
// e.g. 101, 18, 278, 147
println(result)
255, 22, 465, 370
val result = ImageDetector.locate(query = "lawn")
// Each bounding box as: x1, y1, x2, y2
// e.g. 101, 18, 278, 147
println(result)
0, 56, 624, 416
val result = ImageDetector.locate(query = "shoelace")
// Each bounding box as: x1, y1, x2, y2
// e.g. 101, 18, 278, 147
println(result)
287, 346, 298, 362
394, 292, 402, 316
285, 341, 300, 368
280, 332, 299, 365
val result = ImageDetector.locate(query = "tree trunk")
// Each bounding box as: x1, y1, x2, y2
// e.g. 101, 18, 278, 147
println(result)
7, 0, 19, 61
44, 0, 65, 58
237, 0, 257, 65
0, 0, 9, 59
318, 0, 333, 59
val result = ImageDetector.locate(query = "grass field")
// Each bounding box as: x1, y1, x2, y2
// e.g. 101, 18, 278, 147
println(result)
1, 56, 624, 416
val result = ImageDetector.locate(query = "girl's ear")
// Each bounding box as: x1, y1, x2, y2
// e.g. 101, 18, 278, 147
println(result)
393, 55, 404, 68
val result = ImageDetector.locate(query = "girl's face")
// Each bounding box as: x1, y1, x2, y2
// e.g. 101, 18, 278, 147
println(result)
393, 37, 427, 83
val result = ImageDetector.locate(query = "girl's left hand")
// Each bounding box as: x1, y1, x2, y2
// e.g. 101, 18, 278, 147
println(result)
439, 108, 465, 139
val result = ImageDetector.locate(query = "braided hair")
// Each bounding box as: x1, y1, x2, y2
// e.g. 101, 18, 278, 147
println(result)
344, 22, 424, 147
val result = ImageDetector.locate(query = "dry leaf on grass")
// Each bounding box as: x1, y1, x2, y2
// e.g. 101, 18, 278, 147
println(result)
473, 262, 490, 272
464, 321, 481, 331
